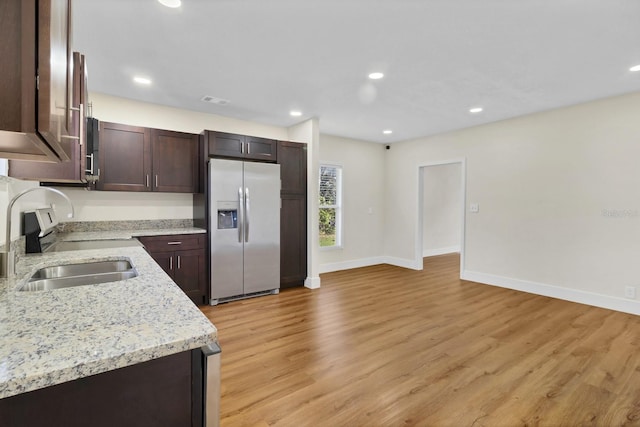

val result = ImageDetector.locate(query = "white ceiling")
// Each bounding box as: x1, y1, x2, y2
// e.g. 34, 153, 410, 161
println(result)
73, 0, 640, 143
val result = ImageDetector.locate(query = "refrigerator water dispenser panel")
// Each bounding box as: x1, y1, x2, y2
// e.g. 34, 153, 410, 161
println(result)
217, 201, 238, 229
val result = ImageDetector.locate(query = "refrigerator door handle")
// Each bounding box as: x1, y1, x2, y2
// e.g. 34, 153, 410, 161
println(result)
244, 187, 250, 242
238, 187, 243, 243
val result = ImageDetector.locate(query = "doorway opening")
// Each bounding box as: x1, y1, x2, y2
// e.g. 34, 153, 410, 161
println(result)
417, 160, 466, 275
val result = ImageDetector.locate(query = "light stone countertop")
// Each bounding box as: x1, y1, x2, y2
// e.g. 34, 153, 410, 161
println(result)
0, 227, 215, 399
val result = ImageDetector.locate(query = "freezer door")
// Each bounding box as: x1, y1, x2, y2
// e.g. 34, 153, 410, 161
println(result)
243, 162, 281, 294
209, 159, 244, 300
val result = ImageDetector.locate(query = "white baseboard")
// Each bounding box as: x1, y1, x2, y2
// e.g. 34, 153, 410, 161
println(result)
422, 245, 460, 258
304, 276, 321, 289
319, 257, 386, 274
320, 255, 424, 273
462, 270, 640, 316
382, 256, 423, 271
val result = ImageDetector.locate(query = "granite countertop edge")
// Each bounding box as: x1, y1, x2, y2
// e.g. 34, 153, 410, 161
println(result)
0, 227, 214, 400
57, 227, 207, 242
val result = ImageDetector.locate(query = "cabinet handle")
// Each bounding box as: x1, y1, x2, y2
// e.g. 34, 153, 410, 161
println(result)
241, 142, 245, 154
79, 104, 84, 146
247, 142, 251, 154
155, 175, 158, 188
146, 175, 150, 188
58, 103, 84, 143
169, 256, 173, 270
177, 255, 181, 269
85, 153, 94, 174
244, 187, 250, 243
238, 187, 244, 243
167, 241, 182, 245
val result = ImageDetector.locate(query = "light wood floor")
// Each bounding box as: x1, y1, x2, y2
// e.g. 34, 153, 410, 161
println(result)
200, 254, 640, 426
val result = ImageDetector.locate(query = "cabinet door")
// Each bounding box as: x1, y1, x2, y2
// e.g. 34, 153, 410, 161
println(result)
245, 136, 277, 162
9, 52, 86, 182
208, 132, 244, 158
0, 0, 63, 161
280, 195, 307, 288
278, 141, 307, 288
278, 141, 307, 195
97, 122, 151, 191
149, 252, 174, 277
151, 129, 198, 193
37, 0, 73, 161
174, 248, 206, 304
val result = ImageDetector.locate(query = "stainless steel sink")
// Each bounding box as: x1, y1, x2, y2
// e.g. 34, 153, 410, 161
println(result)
19, 260, 138, 292
45, 239, 144, 252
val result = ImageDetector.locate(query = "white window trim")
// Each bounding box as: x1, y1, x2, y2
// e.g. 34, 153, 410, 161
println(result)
319, 163, 343, 249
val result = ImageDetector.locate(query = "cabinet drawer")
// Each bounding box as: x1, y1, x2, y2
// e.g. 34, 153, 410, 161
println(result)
138, 234, 205, 253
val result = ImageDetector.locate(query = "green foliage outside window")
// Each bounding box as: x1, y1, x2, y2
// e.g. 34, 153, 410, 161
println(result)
319, 166, 340, 247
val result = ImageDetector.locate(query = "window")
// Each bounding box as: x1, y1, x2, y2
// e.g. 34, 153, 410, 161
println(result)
319, 164, 342, 247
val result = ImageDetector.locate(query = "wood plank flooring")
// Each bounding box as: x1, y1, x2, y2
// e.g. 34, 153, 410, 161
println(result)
200, 254, 640, 426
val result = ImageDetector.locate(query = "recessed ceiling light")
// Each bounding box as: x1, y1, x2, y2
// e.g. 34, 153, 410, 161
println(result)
469, 107, 483, 113
383, 130, 393, 134
630, 64, 640, 72
368, 72, 384, 80
158, 0, 181, 7
133, 76, 152, 85
290, 111, 302, 117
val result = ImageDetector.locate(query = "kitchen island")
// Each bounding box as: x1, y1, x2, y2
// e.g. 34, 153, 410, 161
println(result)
0, 227, 216, 425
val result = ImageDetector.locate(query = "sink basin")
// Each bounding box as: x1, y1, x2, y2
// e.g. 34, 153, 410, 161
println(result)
45, 239, 144, 252
19, 260, 138, 292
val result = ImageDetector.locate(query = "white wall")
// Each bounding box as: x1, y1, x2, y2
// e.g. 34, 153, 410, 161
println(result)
422, 163, 461, 257
319, 134, 386, 273
51, 188, 194, 221
288, 119, 322, 288
384, 90, 640, 314
90, 92, 289, 139
61, 93, 290, 221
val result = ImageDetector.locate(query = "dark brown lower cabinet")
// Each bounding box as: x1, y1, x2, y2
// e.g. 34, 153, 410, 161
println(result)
138, 234, 207, 305
0, 349, 203, 427
281, 194, 307, 288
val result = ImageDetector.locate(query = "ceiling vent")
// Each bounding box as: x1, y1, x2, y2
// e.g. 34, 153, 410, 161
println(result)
200, 95, 230, 105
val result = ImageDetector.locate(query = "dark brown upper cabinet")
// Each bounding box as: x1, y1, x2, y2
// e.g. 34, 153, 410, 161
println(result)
9, 52, 88, 182
96, 122, 151, 192
207, 131, 277, 162
96, 122, 198, 193
151, 129, 199, 193
0, 0, 75, 162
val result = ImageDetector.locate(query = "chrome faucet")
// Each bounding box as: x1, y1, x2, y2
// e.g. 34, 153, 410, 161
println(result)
1, 187, 74, 278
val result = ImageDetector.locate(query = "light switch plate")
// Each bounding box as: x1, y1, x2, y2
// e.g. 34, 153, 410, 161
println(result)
625, 286, 636, 299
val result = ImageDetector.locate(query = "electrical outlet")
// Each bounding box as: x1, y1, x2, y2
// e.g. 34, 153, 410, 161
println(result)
470, 203, 479, 213
625, 286, 636, 299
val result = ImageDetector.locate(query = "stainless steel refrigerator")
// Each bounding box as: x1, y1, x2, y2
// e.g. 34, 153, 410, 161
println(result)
208, 159, 281, 305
